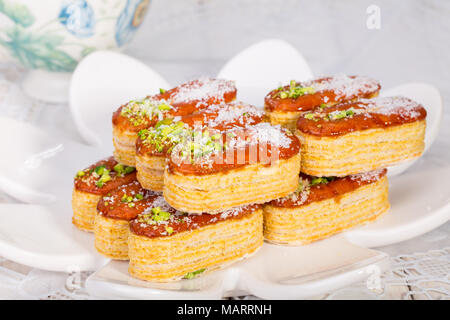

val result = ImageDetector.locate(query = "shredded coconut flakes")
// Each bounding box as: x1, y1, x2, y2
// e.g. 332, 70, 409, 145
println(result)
171, 78, 235, 103
309, 74, 380, 99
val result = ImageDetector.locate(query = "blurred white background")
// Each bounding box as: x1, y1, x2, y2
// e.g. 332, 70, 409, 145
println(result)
127, 0, 450, 164
129, 0, 450, 92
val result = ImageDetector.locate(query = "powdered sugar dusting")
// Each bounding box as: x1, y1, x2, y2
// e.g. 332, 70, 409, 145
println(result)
225, 123, 294, 151
248, 122, 293, 149
276, 177, 311, 206
206, 101, 264, 128
171, 78, 235, 103
143, 195, 172, 214
170, 122, 297, 170
357, 96, 423, 119
134, 201, 256, 236
350, 169, 385, 183
309, 74, 380, 99
219, 206, 246, 219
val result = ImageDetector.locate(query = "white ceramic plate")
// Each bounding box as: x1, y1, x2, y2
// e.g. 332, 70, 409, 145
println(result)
0, 115, 448, 274
0, 39, 447, 298
85, 237, 390, 300
70, 51, 170, 147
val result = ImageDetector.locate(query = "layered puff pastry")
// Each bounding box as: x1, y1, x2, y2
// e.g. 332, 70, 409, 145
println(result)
264, 75, 381, 129
94, 180, 158, 260
263, 169, 389, 245
112, 78, 236, 166
163, 122, 301, 213
135, 102, 265, 191
128, 203, 263, 282
296, 96, 427, 177
72, 157, 136, 232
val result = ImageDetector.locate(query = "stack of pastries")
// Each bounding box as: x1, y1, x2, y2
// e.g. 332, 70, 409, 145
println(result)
72, 75, 427, 282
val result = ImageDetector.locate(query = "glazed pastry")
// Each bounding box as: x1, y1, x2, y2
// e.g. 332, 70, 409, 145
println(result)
135, 102, 265, 191
128, 203, 263, 282
163, 122, 301, 213
94, 180, 158, 260
263, 169, 389, 245
264, 75, 381, 129
112, 78, 236, 166
72, 157, 136, 232
296, 96, 427, 177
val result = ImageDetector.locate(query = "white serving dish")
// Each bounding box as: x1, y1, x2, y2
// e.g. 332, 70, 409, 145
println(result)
0, 39, 447, 299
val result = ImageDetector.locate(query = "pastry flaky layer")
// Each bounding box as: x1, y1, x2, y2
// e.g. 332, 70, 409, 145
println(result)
296, 120, 426, 177
128, 209, 263, 282
163, 154, 301, 213
71, 189, 100, 232
94, 214, 130, 260
112, 126, 137, 167
135, 154, 165, 192
265, 110, 303, 131
263, 176, 390, 245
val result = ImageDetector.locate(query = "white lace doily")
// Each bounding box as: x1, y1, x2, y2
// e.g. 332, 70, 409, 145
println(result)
1, 247, 448, 300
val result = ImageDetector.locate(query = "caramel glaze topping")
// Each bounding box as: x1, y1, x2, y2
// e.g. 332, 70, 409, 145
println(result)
296, 96, 427, 137
264, 75, 380, 112
130, 203, 260, 239
135, 102, 265, 158
270, 169, 387, 208
97, 179, 261, 239
97, 180, 159, 220
112, 78, 237, 132
167, 123, 300, 176
74, 156, 136, 195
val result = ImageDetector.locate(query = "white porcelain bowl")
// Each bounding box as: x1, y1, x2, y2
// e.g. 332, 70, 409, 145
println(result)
0, 0, 150, 102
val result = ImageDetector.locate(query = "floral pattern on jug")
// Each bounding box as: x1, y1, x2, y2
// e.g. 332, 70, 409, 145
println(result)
0, 0, 150, 72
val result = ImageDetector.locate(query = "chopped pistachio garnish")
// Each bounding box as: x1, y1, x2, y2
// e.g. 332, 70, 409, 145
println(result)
124, 166, 135, 174
274, 80, 315, 99
151, 207, 171, 222
176, 129, 225, 162
75, 170, 85, 178
95, 167, 112, 188
158, 103, 171, 111
304, 107, 356, 122
159, 88, 166, 94
121, 193, 144, 203
165, 226, 174, 235
184, 268, 206, 280
303, 112, 320, 122
135, 193, 144, 200
120, 97, 173, 126
113, 163, 124, 173
139, 120, 189, 154
327, 108, 355, 120
296, 180, 304, 193
113, 163, 135, 176
94, 165, 106, 175
137, 206, 172, 225
310, 177, 335, 186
